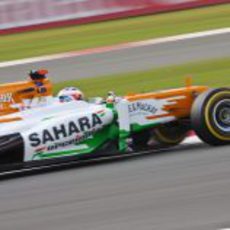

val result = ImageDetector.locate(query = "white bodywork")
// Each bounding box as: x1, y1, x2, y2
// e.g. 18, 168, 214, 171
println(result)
0, 100, 114, 161
0, 94, 186, 162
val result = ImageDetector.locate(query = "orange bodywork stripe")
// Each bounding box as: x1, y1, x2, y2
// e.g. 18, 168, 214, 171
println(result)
146, 114, 170, 120
125, 86, 209, 119
0, 117, 22, 123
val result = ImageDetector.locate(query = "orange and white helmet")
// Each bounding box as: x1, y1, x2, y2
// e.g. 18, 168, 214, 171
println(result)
57, 87, 84, 102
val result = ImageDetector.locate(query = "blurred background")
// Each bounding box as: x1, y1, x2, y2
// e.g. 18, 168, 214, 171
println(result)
0, 0, 228, 33
0, 0, 229, 97
0, 1, 230, 230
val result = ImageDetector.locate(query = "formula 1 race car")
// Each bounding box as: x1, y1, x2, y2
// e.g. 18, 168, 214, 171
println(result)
0, 79, 229, 167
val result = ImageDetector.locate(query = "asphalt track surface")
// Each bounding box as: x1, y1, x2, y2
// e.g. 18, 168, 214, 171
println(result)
0, 33, 230, 83
0, 143, 229, 230
0, 33, 230, 230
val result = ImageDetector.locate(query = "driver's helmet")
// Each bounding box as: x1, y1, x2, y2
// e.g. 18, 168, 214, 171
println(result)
57, 87, 84, 102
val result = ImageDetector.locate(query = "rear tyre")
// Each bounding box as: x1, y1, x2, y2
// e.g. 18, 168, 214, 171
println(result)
152, 121, 189, 147
191, 88, 230, 145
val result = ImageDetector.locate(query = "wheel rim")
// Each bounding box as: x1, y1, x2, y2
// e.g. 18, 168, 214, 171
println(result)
213, 99, 230, 133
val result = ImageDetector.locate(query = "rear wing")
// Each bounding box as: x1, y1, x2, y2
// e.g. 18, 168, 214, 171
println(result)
0, 79, 53, 116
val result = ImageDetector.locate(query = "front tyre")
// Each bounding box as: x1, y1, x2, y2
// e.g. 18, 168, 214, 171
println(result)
191, 88, 230, 145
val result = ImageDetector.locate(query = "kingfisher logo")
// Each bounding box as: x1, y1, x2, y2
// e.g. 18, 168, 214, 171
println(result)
33, 130, 95, 158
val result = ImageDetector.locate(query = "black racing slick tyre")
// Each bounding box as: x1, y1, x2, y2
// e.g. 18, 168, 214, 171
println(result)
0, 133, 24, 164
191, 88, 230, 146
152, 121, 188, 147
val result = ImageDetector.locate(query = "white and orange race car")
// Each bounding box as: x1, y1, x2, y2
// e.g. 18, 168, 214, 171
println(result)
0, 74, 229, 168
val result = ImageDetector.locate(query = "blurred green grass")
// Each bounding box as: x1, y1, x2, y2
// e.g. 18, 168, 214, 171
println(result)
54, 58, 230, 97
0, 4, 229, 62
